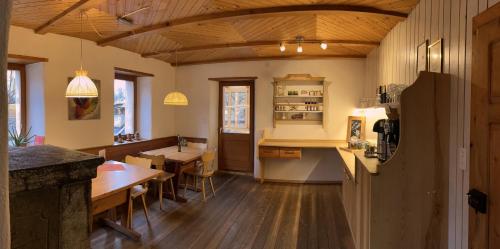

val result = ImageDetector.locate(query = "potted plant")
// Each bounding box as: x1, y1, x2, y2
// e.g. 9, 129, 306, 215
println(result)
8, 126, 35, 147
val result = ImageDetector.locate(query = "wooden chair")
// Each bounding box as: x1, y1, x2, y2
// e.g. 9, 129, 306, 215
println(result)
183, 149, 216, 201
124, 155, 152, 228
139, 153, 176, 210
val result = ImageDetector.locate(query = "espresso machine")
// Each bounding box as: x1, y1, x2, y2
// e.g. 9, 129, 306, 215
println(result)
373, 119, 400, 162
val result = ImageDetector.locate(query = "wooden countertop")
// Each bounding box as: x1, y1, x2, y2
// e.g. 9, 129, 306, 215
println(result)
336, 147, 357, 179
353, 151, 380, 175
258, 139, 347, 148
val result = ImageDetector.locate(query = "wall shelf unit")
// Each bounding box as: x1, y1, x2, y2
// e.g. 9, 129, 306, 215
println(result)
272, 74, 329, 128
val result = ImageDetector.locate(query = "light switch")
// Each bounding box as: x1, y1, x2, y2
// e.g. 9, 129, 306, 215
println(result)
458, 147, 467, 171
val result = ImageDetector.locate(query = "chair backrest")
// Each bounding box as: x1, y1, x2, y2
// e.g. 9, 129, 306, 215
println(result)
139, 153, 166, 171
98, 149, 106, 160
33, 135, 45, 145
125, 155, 152, 169
187, 142, 207, 151
201, 149, 216, 174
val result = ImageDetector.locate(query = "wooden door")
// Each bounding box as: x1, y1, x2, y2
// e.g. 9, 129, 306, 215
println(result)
218, 80, 255, 172
470, 3, 500, 249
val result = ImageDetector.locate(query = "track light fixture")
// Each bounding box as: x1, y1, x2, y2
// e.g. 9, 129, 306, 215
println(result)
277, 37, 330, 53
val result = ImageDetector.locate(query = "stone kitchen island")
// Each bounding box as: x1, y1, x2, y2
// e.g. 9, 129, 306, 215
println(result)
9, 145, 104, 249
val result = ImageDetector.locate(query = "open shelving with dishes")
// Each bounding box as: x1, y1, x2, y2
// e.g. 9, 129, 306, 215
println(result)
272, 74, 329, 127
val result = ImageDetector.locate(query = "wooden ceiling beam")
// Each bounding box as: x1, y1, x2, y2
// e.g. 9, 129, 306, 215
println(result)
174, 54, 367, 66
142, 39, 379, 58
34, 0, 91, 34
98, 4, 407, 46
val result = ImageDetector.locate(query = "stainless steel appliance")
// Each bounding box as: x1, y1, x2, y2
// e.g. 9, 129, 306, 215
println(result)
373, 119, 400, 162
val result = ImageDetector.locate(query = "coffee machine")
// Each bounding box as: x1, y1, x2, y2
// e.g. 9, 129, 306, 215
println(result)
373, 119, 400, 162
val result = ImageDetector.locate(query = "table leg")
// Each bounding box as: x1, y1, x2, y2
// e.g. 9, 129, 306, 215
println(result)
260, 159, 265, 184
102, 218, 141, 241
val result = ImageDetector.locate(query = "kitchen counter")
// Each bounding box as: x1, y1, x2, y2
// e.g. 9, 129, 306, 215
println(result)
336, 147, 358, 179
258, 138, 346, 148
353, 150, 380, 175
257, 138, 347, 183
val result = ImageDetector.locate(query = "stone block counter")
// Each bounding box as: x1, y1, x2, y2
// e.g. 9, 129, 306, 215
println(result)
9, 145, 104, 249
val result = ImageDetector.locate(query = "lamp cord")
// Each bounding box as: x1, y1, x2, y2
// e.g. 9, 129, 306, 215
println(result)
80, 11, 83, 70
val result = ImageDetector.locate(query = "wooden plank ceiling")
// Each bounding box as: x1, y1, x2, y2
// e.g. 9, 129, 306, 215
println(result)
11, 0, 419, 66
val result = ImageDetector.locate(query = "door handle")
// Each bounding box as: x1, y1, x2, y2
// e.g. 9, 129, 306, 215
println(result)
219, 127, 223, 134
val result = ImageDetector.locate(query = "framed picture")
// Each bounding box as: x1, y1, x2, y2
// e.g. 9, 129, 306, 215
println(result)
428, 39, 443, 73
347, 116, 366, 142
417, 40, 429, 74
67, 78, 101, 120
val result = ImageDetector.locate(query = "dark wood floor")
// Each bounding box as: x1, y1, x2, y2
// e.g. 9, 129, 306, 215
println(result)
90, 174, 355, 249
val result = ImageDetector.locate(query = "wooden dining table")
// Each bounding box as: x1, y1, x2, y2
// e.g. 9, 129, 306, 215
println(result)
141, 146, 204, 202
91, 160, 162, 240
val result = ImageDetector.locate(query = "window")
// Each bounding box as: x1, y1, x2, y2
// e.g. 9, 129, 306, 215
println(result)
6, 64, 25, 134
222, 85, 250, 134
113, 75, 136, 136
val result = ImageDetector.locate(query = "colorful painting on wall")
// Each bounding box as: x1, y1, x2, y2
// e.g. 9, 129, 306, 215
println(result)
67, 78, 101, 120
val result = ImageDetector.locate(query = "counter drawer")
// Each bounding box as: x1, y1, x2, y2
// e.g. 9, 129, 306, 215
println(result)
279, 148, 302, 159
259, 147, 280, 158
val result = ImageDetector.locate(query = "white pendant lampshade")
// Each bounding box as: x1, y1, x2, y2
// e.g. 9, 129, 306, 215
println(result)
65, 69, 98, 98
164, 91, 189, 106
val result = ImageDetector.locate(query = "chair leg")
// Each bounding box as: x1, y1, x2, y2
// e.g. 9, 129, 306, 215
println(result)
159, 182, 163, 211
184, 175, 189, 196
194, 176, 198, 192
141, 194, 149, 222
201, 178, 206, 201
209, 177, 216, 197
169, 178, 176, 201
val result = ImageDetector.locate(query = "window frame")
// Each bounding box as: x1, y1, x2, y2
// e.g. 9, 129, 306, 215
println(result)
114, 73, 137, 138
7, 63, 26, 134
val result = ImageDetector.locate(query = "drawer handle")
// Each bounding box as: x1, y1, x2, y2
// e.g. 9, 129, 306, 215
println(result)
283, 151, 296, 154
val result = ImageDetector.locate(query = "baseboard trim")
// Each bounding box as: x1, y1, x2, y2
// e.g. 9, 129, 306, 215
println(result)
217, 170, 253, 176
254, 178, 342, 185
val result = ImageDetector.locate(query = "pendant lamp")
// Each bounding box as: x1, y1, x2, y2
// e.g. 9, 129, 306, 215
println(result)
164, 51, 189, 106
66, 11, 98, 98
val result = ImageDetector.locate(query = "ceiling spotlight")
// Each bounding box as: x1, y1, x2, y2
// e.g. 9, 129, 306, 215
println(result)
320, 42, 328, 50
295, 35, 304, 53
279, 42, 286, 52
297, 44, 303, 53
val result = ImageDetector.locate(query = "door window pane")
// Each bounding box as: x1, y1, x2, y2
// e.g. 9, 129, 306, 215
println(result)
223, 85, 250, 134
114, 79, 134, 135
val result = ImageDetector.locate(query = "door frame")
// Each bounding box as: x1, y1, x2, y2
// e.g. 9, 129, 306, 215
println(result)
214, 77, 256, 172
469, 3, 500, 248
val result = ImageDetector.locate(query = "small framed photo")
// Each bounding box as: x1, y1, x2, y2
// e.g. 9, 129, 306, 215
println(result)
417, 40, 429, 74
347, 116, 366, 142
428, 39, 443, 73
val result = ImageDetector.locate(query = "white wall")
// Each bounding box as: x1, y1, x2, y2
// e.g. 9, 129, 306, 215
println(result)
364, 0, 500, 248
8, 26, 176, 149
175, 59, 366, 181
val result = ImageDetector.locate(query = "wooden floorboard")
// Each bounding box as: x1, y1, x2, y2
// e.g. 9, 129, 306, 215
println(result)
90, 173, 355, 249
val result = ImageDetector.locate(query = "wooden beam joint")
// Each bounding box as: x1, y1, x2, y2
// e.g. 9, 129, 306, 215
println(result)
34, 0, 91, 34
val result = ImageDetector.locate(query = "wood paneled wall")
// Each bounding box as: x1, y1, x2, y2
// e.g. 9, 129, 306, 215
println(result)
365, 1, 500, 248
